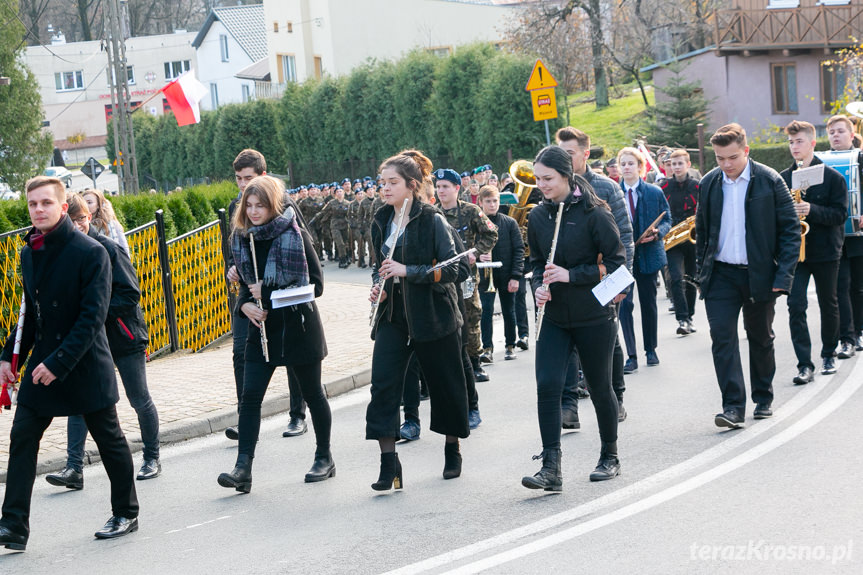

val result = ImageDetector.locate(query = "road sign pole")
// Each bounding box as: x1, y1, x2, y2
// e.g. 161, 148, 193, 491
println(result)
89, 158, 98, 188
544, 120, 551, 146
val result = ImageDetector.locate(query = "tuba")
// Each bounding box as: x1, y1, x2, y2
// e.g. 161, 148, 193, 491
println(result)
507, 160, 538, 257
663, 215, 696, 251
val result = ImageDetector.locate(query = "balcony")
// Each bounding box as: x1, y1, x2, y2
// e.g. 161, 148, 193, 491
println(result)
714, 4, 863, 52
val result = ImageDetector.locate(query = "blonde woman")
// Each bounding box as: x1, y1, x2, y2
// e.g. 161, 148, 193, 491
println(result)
83, 189, 130, 256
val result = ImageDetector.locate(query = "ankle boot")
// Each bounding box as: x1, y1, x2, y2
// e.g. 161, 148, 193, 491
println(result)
218, 454, 253, 493
589, 441, 621, 482
521, 448, 562, 491
442, 441, 462, 480
371, 452, 403, 491
305, 450, 336, 483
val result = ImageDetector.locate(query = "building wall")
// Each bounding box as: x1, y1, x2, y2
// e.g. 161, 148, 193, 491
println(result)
195, 20, 255, 110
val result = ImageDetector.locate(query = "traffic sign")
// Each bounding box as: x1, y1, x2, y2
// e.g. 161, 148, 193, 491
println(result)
531, 88, 558, 122
525, 59, 558, 92
81, 157, 105, 186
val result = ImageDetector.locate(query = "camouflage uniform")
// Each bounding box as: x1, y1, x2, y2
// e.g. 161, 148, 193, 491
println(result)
359, 195, 377, 267
298, 195, 326, 257
320, 194, 334, 259
441, 201, 498, 361
347, 196, 365, 265
313, 197, 351, 266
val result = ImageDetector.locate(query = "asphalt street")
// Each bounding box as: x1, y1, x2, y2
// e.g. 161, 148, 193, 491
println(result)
0, 278, 860, 574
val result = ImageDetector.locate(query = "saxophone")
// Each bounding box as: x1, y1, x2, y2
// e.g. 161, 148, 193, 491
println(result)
663, 216, 696, 251
791, 188, 810, 263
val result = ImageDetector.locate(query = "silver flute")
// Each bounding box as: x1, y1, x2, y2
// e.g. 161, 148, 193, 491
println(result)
535, 201, 565, 341
369, 198, 410, 326
249, 232, 270, 362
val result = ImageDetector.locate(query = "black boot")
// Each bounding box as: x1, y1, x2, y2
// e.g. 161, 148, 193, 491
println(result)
589, 441, 620, 482
521, 448, 562, 491
371, 452, 403, 491
305, 450, 336, 483
218, 454, 253, 493
471, 355, 489, 382
443, 441, 462, 480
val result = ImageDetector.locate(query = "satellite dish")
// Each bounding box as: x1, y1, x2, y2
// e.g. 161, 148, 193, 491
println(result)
846, 101, 863, 119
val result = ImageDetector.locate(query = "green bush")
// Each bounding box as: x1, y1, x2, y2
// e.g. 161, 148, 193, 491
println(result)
166, 195, 198, 235
182, 188, 213, 228
0, 200, 30, 230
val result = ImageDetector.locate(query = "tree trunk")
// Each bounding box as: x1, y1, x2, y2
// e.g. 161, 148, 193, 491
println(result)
78, 0, 92, 41
634, 73, 649, 108
564, 93, 570, 124
588, 0, 609, 108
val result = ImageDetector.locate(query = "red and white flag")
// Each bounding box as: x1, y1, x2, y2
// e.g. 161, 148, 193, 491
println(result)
162, 70, 208, 127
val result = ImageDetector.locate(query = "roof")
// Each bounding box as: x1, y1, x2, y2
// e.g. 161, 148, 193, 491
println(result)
639, 46, 715, 73
192, 4, 267, 62
235, 58, 270, 82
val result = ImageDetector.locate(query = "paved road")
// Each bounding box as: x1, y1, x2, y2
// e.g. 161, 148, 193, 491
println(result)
0, 280, 860, 574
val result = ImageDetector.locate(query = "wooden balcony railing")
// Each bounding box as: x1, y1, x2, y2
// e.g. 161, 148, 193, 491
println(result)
715, 4, 863, 51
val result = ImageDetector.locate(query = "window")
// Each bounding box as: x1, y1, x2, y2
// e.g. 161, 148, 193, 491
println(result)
278, 54, 297, 83
425, 46, 452, 58
273, 21, 279, 33
821, 62, 847, 113
241, 84, 251, 103
314, 56, 322, 80
164, 60, 191, 80
768, 0, 799, 8
210, 83, 219, 108
771, 63, 798, 114
106, 65, 135, 87
55, 71, 84, 91
220, 34, 229, 62
287, 21, 293, 33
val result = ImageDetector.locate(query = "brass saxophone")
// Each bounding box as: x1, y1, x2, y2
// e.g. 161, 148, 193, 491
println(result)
663, 216, 697, 251
791, 188, 810, 262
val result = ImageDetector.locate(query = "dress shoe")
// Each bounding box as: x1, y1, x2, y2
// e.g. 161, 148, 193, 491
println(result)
753, 403, 773, 419
714, 410, 745, 429
371, 452, 403, 491
94, 516, 138, 540
516, 336, 530, 351
218, 454, 253, 493
617, 401, 627, 422
504, 345, 517, 360
589, 442, 621, 482
399, 419, 421, 441
46, 467, 83, 490
521, 448, 562, 491
224, 426, 239, 440
837, 342, 856, 359
304, 451, 336, 483
623, 357, 638, 374
646, 351, 660, 366
282, 417, 308, 437
136, 459, 161, 480
479, 348, 493, 364
561, 406, 580, 429
473, 367, 489, 383
676, 320, 692, 335
468, 409, 482, 430
442, 441, 462, 480
793, 366, 814, 385
821, 357, 837, 375
0, 525, 27, 551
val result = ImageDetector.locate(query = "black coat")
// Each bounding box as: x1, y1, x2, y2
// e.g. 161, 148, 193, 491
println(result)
780, 156, 847, 263
528, 193, 625, 328
695, 160, 800, 301
371, 201, 461, 342
1, 216, 118, 417
237, 228, 327, 366
86, 227, 149, 357
226, 192, 306, 269
482, 212, 524, 287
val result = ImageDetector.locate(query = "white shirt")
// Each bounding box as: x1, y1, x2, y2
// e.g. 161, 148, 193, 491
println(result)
716, 161, 751, 265
623, 181, 639, 222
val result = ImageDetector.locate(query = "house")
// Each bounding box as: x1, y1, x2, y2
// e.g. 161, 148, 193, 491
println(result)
192, 4, 267, 110
645, 0, 863, 136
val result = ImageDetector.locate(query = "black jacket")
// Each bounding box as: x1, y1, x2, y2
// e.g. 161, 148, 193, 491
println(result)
237, 228, 327, 366
780, 156, 847, 263
528, 193, 625, 328
86, 227, 149, 357
482, 212, 524, 287
660, 175, 699, 225
1, 216, 118, 417
695, 160, 800, 301
371, 201, 461, 342
582, 169, 634, 272
226, 192, 306, 269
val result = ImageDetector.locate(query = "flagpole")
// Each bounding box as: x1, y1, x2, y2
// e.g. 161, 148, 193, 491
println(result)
129, 88, 166, 115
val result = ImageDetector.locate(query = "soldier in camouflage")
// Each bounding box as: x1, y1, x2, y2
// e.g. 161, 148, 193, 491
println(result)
311, 186, 351, 268
298, 185, 326, 261
347, 187, 366, 267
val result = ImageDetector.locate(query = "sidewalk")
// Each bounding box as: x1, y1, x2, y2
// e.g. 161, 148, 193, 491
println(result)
0, 278, 375, 482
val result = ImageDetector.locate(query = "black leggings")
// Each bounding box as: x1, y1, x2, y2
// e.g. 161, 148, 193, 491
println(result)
238, 360, 331, 457
535, 319, 618, 450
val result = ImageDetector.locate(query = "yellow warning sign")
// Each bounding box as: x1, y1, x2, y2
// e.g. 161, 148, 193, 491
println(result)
525, 59, 558, 92
531, 88, 558, 122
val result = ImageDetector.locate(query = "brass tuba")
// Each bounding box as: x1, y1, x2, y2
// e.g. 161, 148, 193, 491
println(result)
663, 215, 696, 251
507, 160, 538, 257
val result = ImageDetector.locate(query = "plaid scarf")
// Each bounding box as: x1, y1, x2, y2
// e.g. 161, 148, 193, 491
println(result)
231, 207, 309, 288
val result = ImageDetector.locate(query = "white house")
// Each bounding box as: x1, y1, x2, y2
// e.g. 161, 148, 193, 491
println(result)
192, 4, 267, 110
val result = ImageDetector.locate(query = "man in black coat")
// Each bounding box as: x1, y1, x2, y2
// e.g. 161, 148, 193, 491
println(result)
780, 120, 847, 384
0, 177, 139, 551
695, 124, 800, 429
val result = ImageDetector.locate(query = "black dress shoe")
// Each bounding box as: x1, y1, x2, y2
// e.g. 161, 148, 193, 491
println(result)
589, 442, 621, 482
623, 357, 638, 374
516, 336, 529, 351
282, 417, 308, 437
793, 366, 814, 385
304, 451, 336, 483
714, 410, 745, 429
136, 459, 161, 480
473, 368, 489, 383
94, 516, 138, 539
0, 525, 27, 551
46, 467, 83, 490
676, 320, 692, 335
837, 342, 856, 359
821, 357, 837, 375
224, 426, 239, 440
753, 403, 773, 419
646, 351, 660, 366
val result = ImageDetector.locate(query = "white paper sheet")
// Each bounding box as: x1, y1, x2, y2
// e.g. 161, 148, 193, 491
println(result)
271, 284, 315, 309
592, 266, 636, 306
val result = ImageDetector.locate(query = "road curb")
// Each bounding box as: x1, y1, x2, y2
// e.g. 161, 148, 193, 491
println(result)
0, 368, 371, 483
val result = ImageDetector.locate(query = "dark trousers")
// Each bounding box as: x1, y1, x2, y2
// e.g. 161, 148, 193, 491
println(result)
403, 343, 478, 424
704, 263, 776, 416
620, 264, 659, 357
788, 259, 840, 369
564, 333, 626, 411
837, 253, 863, 344
367, 320, 469, 440
515, 273, 532, 339
67, 352, 160, 471
238, 360, 331, 458
480, 289, 517, 348
535, 319, 618, 450
1, 404, 138, 536
233, 312, 306, 420
667, 243, 697, 321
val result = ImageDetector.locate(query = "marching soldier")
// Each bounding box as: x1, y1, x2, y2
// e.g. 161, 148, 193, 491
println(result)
299, 185, 326, 261
348, 187, 366, 267
311, 186, 352, 268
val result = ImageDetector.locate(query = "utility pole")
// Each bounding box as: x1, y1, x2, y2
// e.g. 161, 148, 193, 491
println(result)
105, 0, 139, 194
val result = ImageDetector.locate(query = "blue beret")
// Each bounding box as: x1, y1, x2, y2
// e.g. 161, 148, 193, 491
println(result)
340, 178, 351, 184
460, 171, 471, 179
433, 168, 461, 186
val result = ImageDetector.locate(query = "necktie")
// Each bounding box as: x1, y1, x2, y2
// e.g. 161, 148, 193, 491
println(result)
628, 188, 636, 223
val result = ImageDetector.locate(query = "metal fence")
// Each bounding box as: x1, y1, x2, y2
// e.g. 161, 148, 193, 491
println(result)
0, 209, 233, 359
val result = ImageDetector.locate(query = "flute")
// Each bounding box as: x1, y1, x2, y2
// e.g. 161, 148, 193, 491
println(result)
249, 232, 270, 362
534, 201, 565, 341
370, 198, 410, 326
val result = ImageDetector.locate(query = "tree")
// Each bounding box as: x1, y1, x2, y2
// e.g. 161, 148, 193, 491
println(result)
648, 62, 709, 149
0, 2, 53, 190
18, 0, 51, 45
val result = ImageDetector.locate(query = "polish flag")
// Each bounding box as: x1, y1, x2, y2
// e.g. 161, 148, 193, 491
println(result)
162, 70, 208, 126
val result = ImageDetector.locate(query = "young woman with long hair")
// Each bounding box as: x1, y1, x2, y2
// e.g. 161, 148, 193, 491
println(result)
82, 189, 129, 256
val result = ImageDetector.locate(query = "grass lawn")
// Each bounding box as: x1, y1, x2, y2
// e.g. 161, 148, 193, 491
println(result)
563, 84, 654, 155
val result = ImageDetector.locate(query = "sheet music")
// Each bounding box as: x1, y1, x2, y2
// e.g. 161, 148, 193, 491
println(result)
592, 266, 635, 306
792, 164, 824, 190
271, 284, 315, 309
